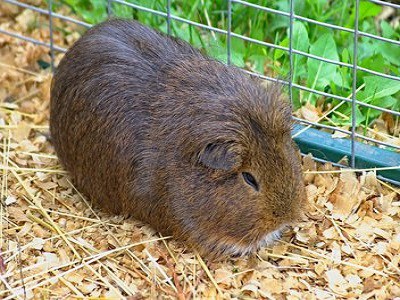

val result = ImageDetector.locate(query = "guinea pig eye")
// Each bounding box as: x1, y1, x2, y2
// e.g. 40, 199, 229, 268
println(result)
242, 172, 259, 191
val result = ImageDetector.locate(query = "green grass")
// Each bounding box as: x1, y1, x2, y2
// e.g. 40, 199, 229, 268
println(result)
56, 0, 400, 131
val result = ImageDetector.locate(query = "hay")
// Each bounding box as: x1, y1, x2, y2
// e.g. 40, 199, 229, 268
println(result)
1, 2, 399, 299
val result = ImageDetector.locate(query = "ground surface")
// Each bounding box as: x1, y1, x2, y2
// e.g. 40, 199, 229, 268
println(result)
1, 2, 400, 299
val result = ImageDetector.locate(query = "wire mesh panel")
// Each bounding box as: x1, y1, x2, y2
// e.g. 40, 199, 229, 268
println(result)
1, 0, 399, 185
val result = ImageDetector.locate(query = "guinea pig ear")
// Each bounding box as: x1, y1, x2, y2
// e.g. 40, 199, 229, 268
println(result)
198, 143, 241, 171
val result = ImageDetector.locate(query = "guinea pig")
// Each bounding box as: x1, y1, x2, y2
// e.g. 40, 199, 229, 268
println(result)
50, 19, 305, 258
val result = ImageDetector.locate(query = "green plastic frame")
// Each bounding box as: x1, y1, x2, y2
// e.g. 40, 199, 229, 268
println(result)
293, 125, 400, 186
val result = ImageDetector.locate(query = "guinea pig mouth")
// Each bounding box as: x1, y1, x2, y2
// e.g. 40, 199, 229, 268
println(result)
224, 226, 286, 257
256, 226, 286, 249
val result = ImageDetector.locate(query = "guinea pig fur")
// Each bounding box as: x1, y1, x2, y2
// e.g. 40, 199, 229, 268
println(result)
50, 19, 306, 258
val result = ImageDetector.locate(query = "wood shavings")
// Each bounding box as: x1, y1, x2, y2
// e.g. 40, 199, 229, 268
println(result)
329, 171, 362, 220
4, 195, 16, 205
1, 3, 399, 299
300, 102, 320, 122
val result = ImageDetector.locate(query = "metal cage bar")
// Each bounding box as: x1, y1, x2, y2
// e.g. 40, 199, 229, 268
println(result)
227, 0, 232, 66
167, 0, 171, 35
288, 0, 294, 104
244, 69, 400, 117
351, 0, 360, 168
107, 0, 113, 17
48, 0, 55, 72
369, 0, 400, 9
4, 0, 91, 28
293, 117, 400, 152
0, 28, 67, 52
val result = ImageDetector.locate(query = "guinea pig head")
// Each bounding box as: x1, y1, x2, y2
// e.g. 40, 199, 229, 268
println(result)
172, 83, 306, 258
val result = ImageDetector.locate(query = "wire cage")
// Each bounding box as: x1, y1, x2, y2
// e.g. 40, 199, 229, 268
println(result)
1, 0, 400, 185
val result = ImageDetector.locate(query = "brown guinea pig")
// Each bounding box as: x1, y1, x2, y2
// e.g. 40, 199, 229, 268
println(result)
50, 19, 305, 258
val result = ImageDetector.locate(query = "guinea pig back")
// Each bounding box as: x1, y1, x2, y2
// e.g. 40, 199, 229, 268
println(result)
50, 19, 306, 258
